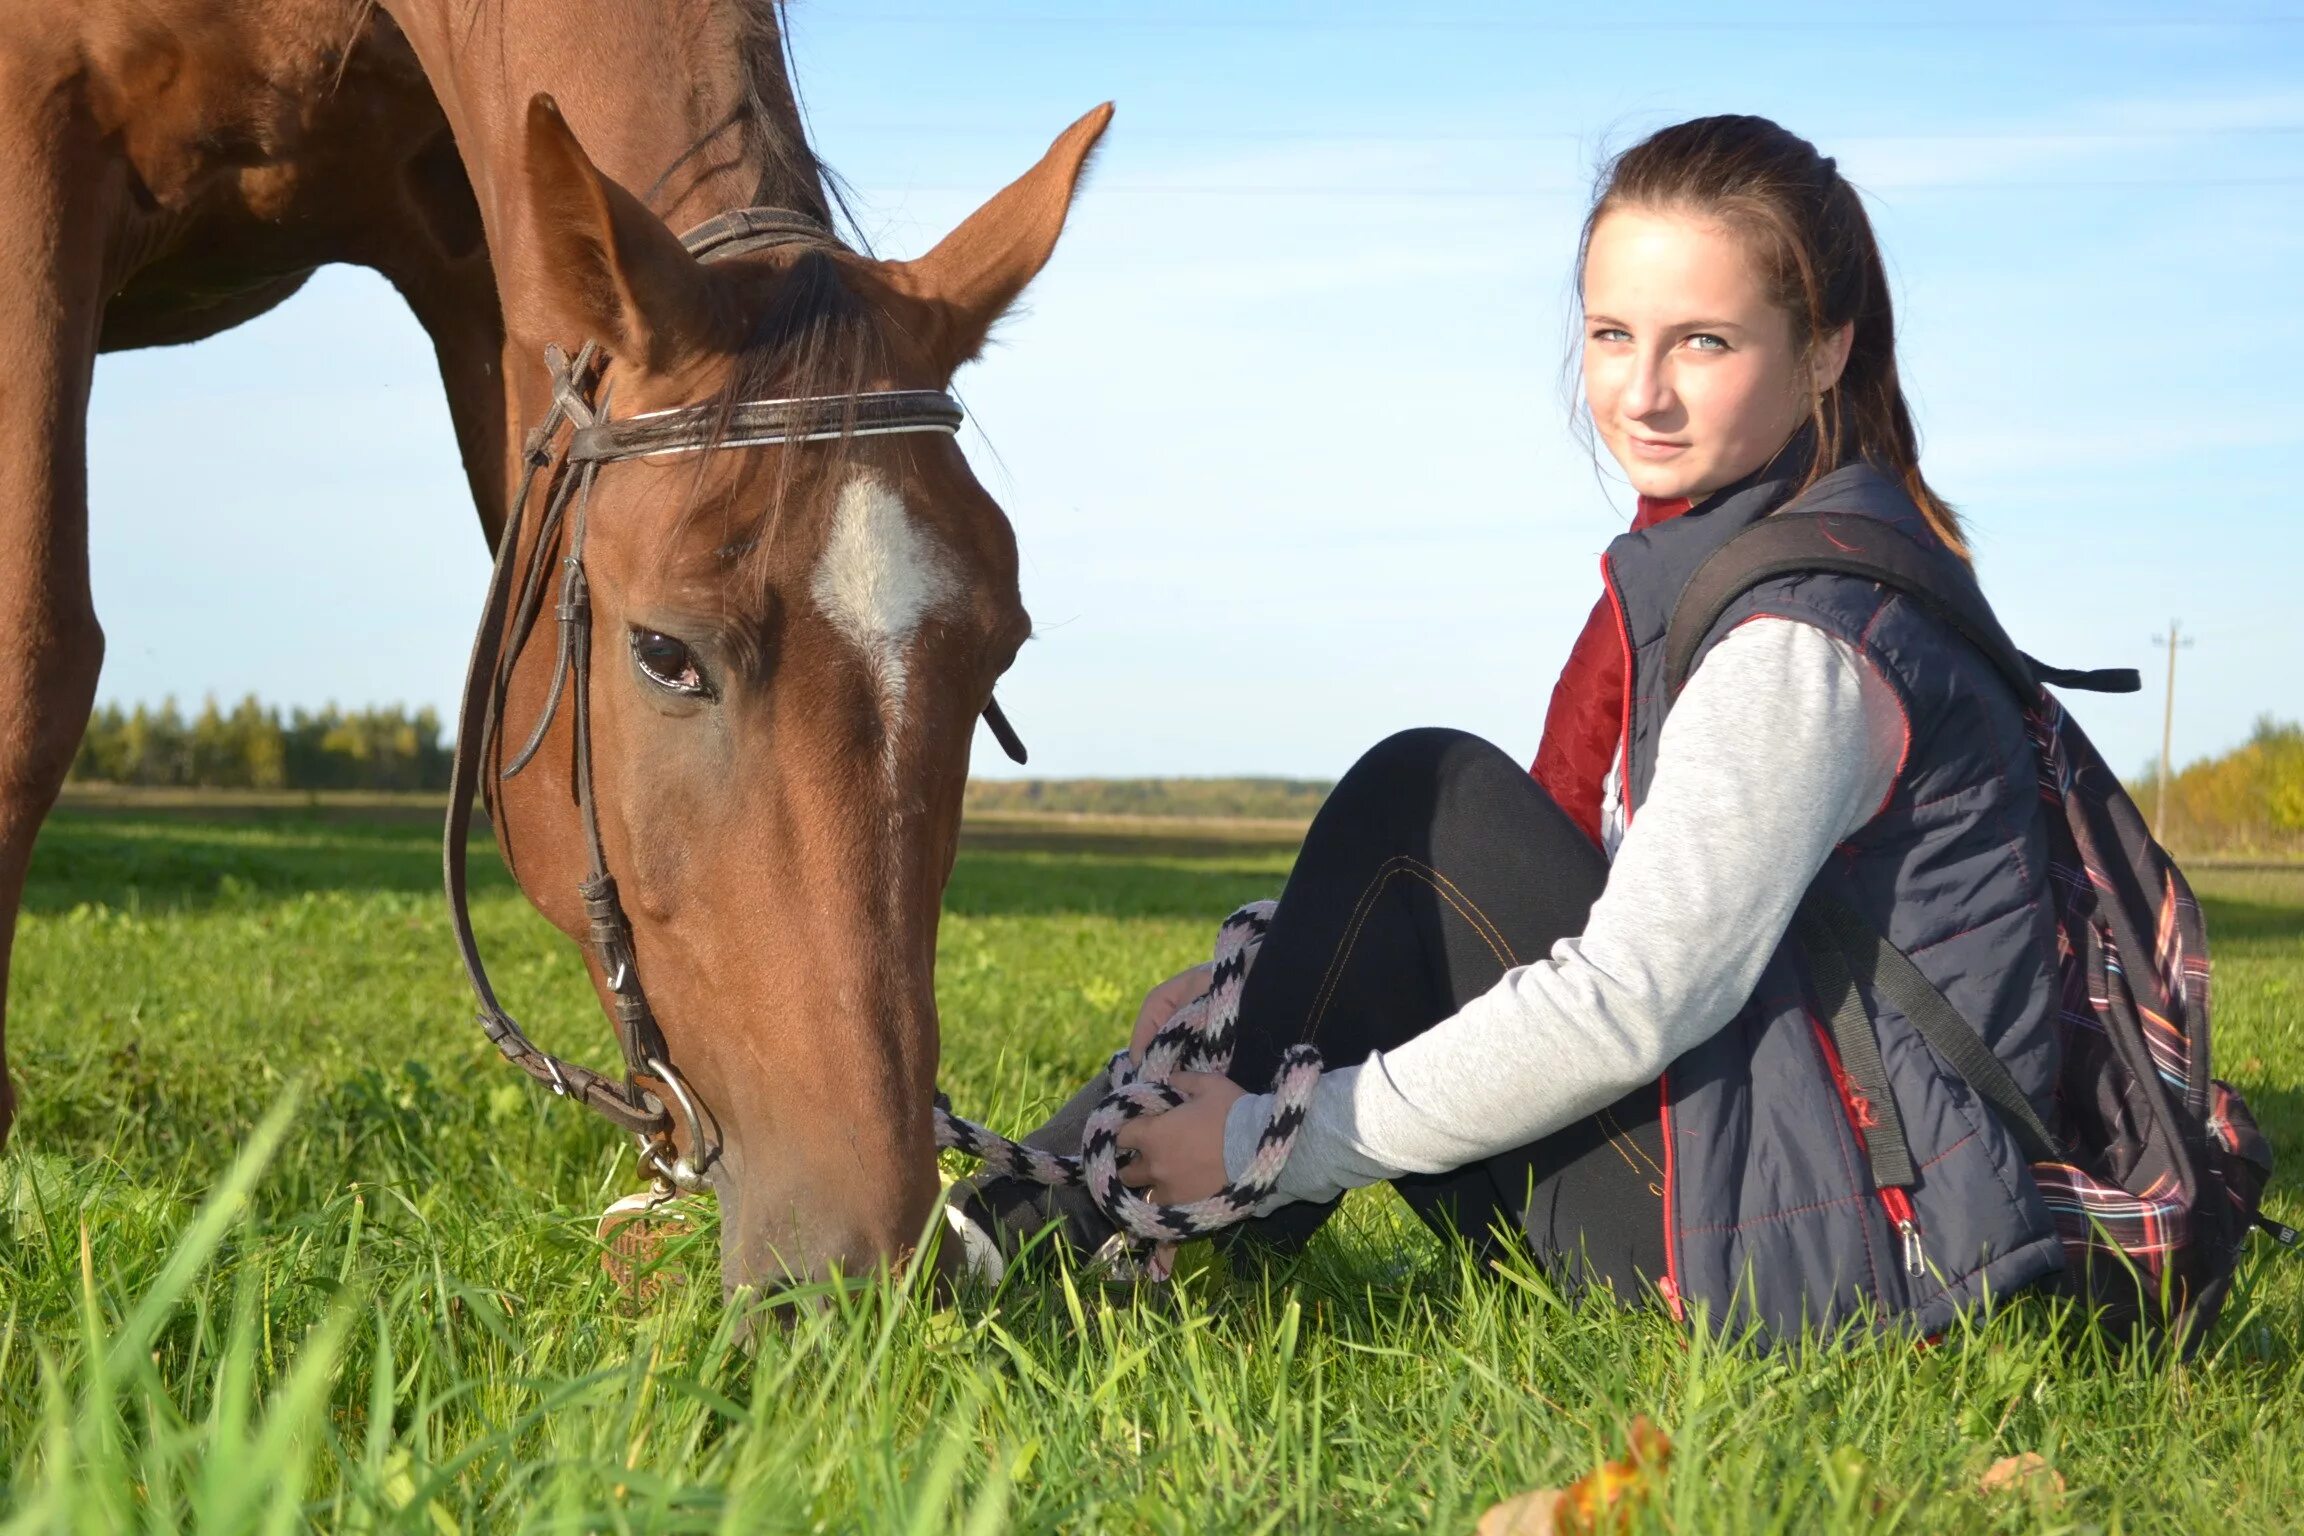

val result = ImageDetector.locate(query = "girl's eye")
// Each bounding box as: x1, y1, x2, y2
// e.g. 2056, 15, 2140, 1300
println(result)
1685, 332, 1730, 352
1590, 326, 1632, 344
631, 629, 708, 696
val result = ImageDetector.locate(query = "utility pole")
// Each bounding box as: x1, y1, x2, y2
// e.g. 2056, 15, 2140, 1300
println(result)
2153, 619, 2194, 840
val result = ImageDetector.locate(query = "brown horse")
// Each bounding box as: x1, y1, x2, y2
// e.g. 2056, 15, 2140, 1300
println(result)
0, 0, 1108, 1290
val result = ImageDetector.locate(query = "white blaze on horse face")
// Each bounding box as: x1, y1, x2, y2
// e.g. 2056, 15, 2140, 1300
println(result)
810, 474, 960, 770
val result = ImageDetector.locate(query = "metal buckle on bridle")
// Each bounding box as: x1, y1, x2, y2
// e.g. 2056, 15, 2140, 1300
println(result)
635, 1056, 714, 1193
638, 1137, 706, 1195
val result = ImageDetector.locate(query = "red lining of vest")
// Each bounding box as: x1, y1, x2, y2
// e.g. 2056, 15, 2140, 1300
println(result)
1806, 1008, 1914, 1299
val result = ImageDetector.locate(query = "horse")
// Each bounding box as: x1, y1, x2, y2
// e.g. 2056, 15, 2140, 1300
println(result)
0, 0, 1109, 1292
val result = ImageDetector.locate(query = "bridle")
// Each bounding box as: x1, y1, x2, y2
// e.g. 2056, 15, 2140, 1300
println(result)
442, 207, 1027, 1197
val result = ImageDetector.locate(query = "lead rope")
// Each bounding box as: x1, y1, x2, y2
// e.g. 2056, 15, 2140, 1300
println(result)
933, 901, 1325, 1280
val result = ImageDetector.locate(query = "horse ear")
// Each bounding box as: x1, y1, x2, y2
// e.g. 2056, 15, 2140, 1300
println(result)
521, 94, 720, 370
885, 104, 1112, 376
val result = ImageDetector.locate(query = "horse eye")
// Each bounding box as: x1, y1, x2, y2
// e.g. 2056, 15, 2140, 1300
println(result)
630, 628, 708, 696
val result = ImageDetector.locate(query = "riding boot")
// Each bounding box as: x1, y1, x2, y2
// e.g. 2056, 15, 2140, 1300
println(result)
948, 1069, 1339, 1280
1210, 1193, 1336, 1264
947, 1071, 1120, 1267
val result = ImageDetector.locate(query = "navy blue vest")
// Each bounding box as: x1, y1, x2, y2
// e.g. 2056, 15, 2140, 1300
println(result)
1605, 458, 2066, 1342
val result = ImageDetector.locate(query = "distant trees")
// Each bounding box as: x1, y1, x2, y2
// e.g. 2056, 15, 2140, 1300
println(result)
71, 697, 451, 792
2147, 716, 2304, 858
961, 777, 1333, 821
61, 696, 2303, 853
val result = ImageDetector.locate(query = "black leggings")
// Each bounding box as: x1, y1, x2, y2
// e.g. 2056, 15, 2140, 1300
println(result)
1224, 727, 1668, 1298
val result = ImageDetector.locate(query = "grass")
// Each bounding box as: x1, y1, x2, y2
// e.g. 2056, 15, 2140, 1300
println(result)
0, 810, 2299, 1532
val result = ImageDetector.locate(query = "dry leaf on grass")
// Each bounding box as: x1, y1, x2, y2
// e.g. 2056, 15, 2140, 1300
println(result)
1978, 1451, 2065, 1498
1477, 1417, 1671, 1536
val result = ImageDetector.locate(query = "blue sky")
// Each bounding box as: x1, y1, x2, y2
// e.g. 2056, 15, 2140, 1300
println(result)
87, 1, 2302, 779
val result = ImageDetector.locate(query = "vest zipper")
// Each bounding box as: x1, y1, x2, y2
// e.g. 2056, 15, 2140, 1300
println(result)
1656, 1074, 1684, 1321
1807, 1015, 1925, 1284
1603, 551, 1684, 1319
1880, 1184, 1924, 1278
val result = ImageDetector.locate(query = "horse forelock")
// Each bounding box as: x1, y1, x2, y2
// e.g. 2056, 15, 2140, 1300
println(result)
643, 246, 893, 602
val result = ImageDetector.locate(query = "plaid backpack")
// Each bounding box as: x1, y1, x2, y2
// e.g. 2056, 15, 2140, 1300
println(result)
1670, 511, 2287, 1348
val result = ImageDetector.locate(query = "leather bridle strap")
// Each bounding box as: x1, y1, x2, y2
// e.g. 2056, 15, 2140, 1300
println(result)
444, 203, 1021, 1187
446, 350, 971, 1161
444, 343, 672, 1137
676, 206, 834, 262
437, 201, 1027, 1188
571, 390, 963, 463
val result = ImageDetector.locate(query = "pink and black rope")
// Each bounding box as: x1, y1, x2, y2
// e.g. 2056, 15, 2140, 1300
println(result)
934, 900, 1324, 1278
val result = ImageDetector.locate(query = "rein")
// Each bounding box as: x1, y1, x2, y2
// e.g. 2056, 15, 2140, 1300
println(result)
442, 207, 1015, 1197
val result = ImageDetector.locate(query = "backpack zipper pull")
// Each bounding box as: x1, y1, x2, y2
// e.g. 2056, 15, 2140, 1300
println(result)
1898, 1217, 1925, 1277
1879, 1184, 1926, 1278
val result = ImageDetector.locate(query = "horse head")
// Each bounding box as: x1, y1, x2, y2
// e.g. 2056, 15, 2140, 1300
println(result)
479, 95, 1110, 1293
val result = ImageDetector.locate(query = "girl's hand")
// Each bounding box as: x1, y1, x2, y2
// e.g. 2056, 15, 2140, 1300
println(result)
1114, 1072, 1246, 1206
1129, 961, 1215, 1065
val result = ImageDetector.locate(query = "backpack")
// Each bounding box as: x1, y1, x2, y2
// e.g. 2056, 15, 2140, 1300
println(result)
1665, 509, 2287, 1349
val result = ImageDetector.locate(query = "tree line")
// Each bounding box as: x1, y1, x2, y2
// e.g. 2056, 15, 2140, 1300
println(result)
960, 727, 2304, 854
70, 697, 452, 792
2146, 716, 2304, 858
61, 695, 2304, 856
961, 776, 1335, 821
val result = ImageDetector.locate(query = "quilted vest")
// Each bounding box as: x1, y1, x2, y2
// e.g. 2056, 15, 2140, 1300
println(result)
1603, 454, 2067, 1343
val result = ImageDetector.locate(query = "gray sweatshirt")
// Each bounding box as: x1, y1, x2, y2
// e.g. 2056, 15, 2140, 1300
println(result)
1221, 616, 1906, 1207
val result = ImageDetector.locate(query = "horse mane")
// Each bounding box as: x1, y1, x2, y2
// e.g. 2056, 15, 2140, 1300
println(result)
730, 0, 848, 230
666, 1, 890, 584
440, 0, 854, 236
435, 0, 886, 578
635, 0, 874, 248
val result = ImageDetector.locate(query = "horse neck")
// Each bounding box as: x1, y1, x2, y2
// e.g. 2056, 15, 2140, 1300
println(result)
377, 0, 826, 351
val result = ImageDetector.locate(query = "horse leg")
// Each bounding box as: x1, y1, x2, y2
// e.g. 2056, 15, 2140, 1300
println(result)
372, 145, 510, 545
398, 274, 512, 544
0, 65, 117, 1144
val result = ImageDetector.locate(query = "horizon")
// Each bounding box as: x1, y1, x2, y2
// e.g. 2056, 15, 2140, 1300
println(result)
84, 1, 2302, 780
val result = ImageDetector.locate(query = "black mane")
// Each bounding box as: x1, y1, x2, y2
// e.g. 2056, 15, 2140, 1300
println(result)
645, 0, 864, 245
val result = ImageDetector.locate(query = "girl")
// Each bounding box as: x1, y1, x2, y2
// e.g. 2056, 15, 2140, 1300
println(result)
967, 114, 2066, 1342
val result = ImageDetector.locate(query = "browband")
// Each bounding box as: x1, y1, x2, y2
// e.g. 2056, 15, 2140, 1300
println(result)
546, 209, 966, 463
569, 389, 963, 464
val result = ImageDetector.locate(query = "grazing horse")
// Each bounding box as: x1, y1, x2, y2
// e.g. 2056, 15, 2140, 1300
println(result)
0, 0, 1109, 1291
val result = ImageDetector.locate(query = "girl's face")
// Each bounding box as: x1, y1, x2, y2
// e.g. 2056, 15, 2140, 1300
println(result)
1580, 205, 1850, 502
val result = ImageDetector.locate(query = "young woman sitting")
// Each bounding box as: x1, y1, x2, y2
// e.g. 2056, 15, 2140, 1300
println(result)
966, 113, 2067, 1343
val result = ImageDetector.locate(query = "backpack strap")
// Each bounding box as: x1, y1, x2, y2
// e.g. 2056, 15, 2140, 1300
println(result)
1663, 510, 2141, 705
1663, 507, 2105, 1187
1798, 894, 2064, 1178
1794, 901, 1917, 1189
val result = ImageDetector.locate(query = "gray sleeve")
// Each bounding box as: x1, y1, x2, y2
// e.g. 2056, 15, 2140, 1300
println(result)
1222, 616, 1906, 1207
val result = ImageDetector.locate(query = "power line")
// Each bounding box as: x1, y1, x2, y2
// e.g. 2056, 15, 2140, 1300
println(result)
825, 122, 2304, 145
810, 12, 2304, 33
855, 173, 2304, 198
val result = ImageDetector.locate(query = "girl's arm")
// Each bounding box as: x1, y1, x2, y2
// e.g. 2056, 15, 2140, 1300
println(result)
1223, 615, 1906, 1207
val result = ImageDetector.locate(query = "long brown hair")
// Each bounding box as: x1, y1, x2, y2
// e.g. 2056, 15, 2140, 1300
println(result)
1578, 114, 1966, 558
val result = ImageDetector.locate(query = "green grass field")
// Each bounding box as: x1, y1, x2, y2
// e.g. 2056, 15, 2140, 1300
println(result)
1, 806, 2300, 1532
